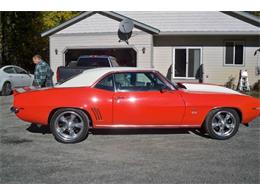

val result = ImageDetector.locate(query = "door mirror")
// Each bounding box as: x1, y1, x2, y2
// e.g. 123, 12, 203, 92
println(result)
25, 71, 31, 77
159, 85, 169, 93
176, 82, 187, 89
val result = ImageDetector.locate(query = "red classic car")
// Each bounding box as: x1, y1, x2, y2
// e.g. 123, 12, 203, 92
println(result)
11, 67, 260, 143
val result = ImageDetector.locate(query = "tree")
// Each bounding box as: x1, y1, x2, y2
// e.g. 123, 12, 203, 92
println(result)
0, 11, 80, 71
250, 11, 260, 16
41, 12, 80, 29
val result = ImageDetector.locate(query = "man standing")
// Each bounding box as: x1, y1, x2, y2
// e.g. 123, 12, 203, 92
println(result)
32, 55, 53, 88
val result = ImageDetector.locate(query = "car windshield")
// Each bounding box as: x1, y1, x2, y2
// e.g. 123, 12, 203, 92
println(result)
155, 71, 179, 89
77, 58, 110, 67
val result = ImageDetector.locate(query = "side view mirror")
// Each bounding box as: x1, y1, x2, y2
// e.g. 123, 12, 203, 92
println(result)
159, 85, 170, 93
26, 71, 32, 77
177, 82, 187, 89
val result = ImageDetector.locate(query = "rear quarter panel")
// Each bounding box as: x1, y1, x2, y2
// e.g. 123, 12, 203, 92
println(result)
14, 87, 113, 125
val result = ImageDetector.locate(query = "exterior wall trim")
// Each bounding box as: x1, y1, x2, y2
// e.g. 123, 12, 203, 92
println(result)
223, 40, 246, 67
172, 46, 203, 79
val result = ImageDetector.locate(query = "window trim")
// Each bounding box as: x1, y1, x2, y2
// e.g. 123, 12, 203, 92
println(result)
3, 67, 16, 74
94, 74, 115, 92
14, 67, 27, 74
92, 70, 176, 93
172, 47, 203, 79
224, 40, 245, 67
114, 72, 170, 92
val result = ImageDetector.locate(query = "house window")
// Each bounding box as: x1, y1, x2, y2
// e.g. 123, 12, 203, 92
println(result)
174, 48, 202, 78
225, 41, 244, 65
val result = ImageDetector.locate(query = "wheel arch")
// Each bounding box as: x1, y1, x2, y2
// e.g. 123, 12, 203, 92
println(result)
48, 107, 94, 127
1, 80, 11, 88
204, 107, 242, 123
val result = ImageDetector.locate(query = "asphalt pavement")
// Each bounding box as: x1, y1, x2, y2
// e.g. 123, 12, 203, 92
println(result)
0, 96, 259, 183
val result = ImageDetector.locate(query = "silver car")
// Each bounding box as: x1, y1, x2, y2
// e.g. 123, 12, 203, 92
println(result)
0, 65, 34, 96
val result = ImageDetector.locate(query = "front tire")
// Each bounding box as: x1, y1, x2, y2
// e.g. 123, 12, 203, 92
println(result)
50, 108, 89, 143
1, 82, 12, 96
203, 108, 240, 140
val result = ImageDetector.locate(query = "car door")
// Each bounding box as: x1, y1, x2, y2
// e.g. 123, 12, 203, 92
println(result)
112, 71, 185, 126
14, 67, 31, 87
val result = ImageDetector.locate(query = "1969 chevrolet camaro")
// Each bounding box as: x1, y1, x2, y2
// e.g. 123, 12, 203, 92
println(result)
11, 67, 260, 143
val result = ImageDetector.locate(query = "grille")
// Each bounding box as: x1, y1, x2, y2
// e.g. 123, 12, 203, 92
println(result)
91, 107, 102, 121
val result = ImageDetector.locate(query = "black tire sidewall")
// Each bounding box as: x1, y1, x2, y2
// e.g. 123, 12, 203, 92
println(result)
204, 108, 240, 140
2, 82, 12, 96
50, 108, 89, 143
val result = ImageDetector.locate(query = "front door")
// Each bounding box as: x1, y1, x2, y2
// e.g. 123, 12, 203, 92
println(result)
112, 72, 185, 126
174, 48, 202, 79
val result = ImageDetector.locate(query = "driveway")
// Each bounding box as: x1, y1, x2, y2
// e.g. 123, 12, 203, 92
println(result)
0, 96, 259, 183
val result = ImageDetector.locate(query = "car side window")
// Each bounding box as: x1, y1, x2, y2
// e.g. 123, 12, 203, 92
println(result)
14, 67, 27, 74
95, 75, 114, 91
114, 72, 168, 92
3, 67, 15, 74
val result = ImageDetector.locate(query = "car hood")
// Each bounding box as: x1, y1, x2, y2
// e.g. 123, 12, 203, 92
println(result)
180, 83, 243, 95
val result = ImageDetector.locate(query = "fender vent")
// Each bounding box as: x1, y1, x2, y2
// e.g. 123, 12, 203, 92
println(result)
91, 107, 102, 121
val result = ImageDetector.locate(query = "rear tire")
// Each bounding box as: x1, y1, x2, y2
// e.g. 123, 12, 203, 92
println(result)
1, 82, 12, 96
203, 108, 240, 140
50, 108, 89, 143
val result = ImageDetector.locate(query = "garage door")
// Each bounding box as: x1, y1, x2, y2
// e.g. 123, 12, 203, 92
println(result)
64, 48, 137, 67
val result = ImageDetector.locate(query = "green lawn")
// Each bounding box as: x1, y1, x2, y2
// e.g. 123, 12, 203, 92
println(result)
243, 91, 260, 98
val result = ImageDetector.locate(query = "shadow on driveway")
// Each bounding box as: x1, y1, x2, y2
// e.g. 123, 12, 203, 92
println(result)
26, 123, 211, 139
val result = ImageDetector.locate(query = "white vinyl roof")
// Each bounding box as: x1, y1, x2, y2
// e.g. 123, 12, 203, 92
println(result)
56, 67, 154, 88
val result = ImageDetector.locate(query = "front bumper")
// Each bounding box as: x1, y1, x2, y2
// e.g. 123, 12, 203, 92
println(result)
10, 106, 20, 114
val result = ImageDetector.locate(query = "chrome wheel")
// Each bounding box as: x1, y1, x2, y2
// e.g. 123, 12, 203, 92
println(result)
54, 111, 84, 141
211, 111, 236, 137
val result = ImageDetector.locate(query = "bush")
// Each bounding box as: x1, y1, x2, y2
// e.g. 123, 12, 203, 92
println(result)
251, 80, 260, 92
224, 76, 236, 89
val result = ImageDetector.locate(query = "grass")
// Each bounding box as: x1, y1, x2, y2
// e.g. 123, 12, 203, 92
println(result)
243, 91, 260, 98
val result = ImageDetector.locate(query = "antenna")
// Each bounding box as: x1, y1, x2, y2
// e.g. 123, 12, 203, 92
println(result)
118, 18, 134, 44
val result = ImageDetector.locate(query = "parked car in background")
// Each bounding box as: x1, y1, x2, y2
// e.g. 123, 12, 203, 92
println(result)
11, 67, 260, 143
0, 65, 34, 96
56, 55, 119, 83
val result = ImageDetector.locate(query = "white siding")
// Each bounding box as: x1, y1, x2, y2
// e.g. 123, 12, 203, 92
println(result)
153, 36, 260, 86
203, 40, 260, 85
153, 47, 172, 76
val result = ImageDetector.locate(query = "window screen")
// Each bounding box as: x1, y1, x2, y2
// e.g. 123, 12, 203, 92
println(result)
225, 41, 244, 65
235, 43, 243, 64
225, 42, 234, 64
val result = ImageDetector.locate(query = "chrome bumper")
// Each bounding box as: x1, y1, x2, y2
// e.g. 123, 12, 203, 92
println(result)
10, 107, 20, 114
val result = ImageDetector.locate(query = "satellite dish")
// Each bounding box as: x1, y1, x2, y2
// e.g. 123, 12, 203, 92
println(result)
118, 19, 134, 44
119, 18, 134, 33
118, 30, 132, 44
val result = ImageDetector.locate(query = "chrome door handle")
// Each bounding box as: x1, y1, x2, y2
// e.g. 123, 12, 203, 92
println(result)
115, 96, 125, 100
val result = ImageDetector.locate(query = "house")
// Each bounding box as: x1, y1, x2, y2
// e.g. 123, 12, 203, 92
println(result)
42, 11, 260, 86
